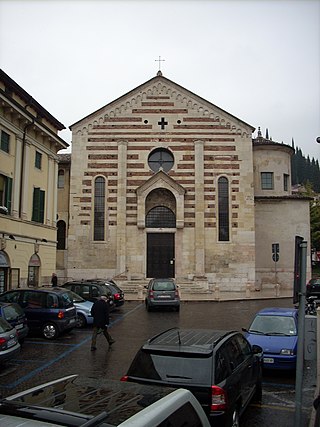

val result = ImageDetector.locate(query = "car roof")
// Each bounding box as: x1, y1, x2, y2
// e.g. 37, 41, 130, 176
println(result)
1, 375, 177, 426
255, 307, 298, 317
64, 280, 110, 286
144, 328, 237, 353
3, 287, 70, 295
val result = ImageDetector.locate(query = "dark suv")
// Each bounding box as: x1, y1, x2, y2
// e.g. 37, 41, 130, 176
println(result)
86, 279, 125, 307
0, 288, 77, 339
121, 328, 263, 427
306, 278, 320, 298
61, 280, 118, 309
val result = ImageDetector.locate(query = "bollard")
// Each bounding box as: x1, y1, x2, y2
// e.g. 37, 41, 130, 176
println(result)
275, 283, 280, 297
138, 285, 143, 300
214, 285, 220, 300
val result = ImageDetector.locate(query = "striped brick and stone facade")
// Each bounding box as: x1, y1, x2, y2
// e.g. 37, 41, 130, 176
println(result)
62, 72, 311, 294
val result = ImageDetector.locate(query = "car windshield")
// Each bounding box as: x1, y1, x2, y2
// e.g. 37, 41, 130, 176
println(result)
3, 304, 23, 321
249, 315, 297, 336
100, 284, 112, 296
153, 281, 175, 291
66, 290, 85, 303
128, 350, 212, 384
59, 292, 74, 308
0, 317, 13, 333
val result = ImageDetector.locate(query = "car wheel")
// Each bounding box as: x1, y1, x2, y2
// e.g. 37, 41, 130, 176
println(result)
253, 375, 263, 402
77, 314, 87, 328
146, 302, 152, 312
42, 323, 59, 339
175, 305, 180, 312
230, 407, 240, 427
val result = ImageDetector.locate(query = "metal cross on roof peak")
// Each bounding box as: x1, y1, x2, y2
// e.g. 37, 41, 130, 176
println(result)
155, 56, 165, 72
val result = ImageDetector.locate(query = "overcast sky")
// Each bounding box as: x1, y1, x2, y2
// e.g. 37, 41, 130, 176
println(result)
0, 0, 319, 159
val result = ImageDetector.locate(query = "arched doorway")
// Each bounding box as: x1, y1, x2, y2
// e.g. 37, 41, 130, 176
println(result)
146, 189, 176, 278
28, 254, 41, 287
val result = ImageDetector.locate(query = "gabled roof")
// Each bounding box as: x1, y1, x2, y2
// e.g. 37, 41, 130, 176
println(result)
69, 72, 255, 132
136, 170, 185, 196
0, 69, 66, 131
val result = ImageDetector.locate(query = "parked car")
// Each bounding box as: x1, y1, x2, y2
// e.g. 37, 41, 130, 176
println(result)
0, 317, 20, 364
0, 288, 77, 340
145, 278, 180, 312
86, 279, 125, 307
64, 290, 93, 328
306, 277, 320, 298
243, 307, 298, 370
0, 374, 210, 426
61, 281, 115, 310
121, 327, 263, 427
0, 302, 29, 342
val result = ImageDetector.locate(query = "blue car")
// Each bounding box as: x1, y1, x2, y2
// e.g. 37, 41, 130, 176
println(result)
243, 307, 298, 370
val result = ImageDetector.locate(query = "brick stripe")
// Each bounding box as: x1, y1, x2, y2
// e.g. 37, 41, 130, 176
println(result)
146, 96, 170, 99
89, 132, 237, 136
174, 125, 230, 129
132, 109, 188, 113
93, 125, 152, 129
104, 117, 142, 122
87, 137, 235, 143
183, 117, 220, 122
141, 102, 174, 106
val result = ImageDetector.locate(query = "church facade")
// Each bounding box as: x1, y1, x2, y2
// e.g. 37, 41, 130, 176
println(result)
61, 72, 311, 293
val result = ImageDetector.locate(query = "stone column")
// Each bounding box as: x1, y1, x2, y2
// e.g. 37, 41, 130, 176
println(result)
194, 140, 206, 277
21, 141, 31, 220
12, 136, 22, 218
116, 140, 127, 275
46, 156, 57, 226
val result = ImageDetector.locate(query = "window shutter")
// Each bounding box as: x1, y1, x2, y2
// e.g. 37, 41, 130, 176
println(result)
32, 188, 40, 222
5, 177, 12, 214
39, 190, 45, 223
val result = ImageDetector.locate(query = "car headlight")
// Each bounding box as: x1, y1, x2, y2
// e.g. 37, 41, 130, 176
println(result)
280, 349, 294, 355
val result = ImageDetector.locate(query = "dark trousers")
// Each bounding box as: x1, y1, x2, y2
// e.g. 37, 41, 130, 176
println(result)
91, 326, 113, 347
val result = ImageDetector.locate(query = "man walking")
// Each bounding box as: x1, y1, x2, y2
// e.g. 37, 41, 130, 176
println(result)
51, 273, 58, 287
90, 294, 115, 351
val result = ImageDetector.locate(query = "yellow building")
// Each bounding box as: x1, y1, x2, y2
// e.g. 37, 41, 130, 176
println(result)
0, 70, 68, 291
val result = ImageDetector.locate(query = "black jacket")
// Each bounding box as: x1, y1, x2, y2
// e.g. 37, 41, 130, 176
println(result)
91, 299, 110, 328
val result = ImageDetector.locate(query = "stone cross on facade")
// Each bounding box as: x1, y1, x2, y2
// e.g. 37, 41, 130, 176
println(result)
158, 117, 168, 130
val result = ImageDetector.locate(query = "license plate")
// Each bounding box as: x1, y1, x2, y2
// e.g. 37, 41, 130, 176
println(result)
264, 357, 274, 364
158, 295, 170, 299
69, 318, 76, 324
7, 339, 16, 348
15, 324, 23, 330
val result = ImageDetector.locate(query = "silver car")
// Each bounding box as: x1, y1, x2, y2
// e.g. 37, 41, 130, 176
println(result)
145, 278, 180, 312
0, 317, 20, 364
64, 290, 93, 328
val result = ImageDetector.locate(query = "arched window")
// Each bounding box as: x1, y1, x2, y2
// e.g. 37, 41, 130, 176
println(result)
28, 254, 40, 287
58, 170, 65, 188
146, 206, 176, 228
57, 220, 66, 250
94, 177, 105, 241
218, 177, 229, 241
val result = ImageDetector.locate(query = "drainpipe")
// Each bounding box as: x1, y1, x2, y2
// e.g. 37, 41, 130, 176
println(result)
19, 102, 34, 218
